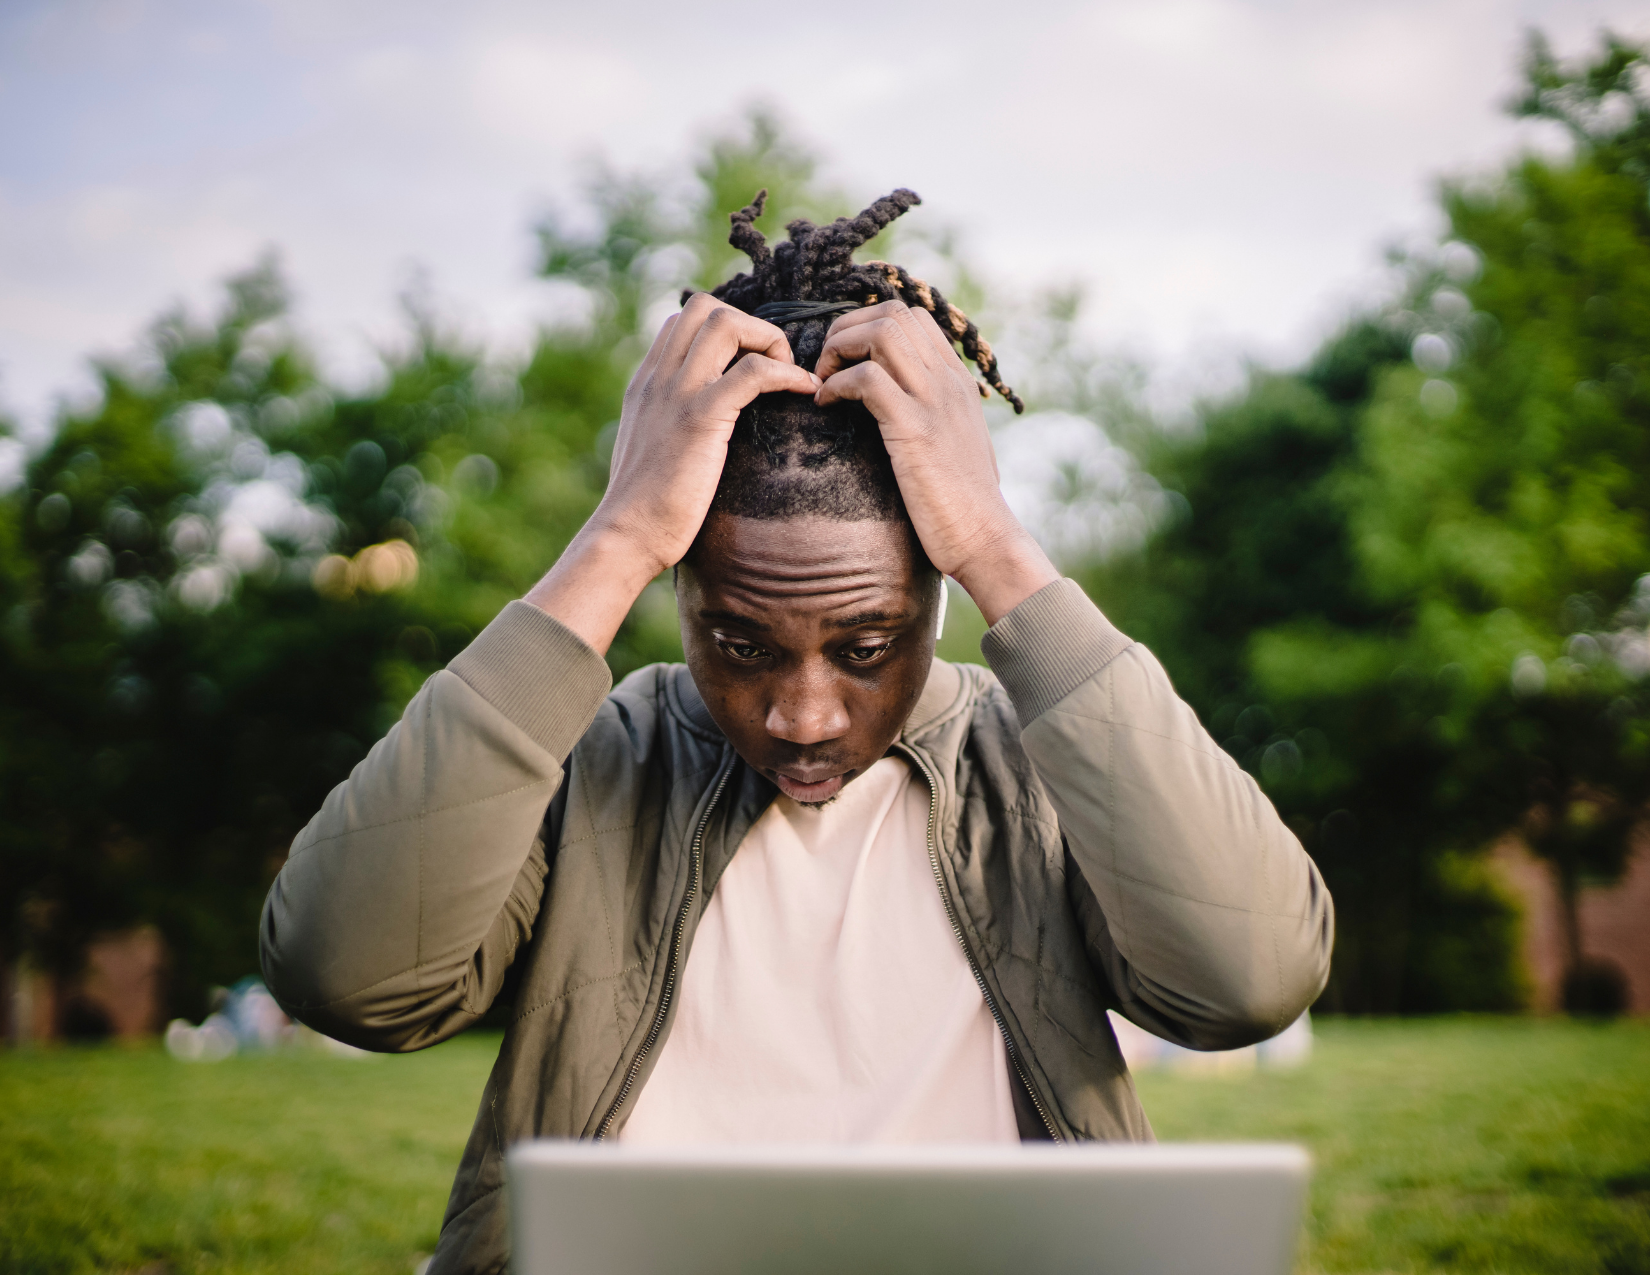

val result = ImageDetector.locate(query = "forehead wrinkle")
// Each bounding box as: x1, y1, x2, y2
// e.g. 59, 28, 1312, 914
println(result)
715, 544, 899, 582
687, 514, 927, 621
713, 577, 899, 617
716, 562, 891, 592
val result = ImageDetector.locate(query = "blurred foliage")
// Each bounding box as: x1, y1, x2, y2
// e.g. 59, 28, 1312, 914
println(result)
1082, 31, 1650, 1013
5, 33, 1647, 1028
0, 263, 415, 1014
0, 110, 848, 1019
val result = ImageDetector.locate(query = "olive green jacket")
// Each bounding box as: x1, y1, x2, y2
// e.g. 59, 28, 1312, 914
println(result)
260, 579, 1333, 1275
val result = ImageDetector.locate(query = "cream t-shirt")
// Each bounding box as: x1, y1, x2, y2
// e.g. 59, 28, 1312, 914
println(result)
621, 755, 1019, 1144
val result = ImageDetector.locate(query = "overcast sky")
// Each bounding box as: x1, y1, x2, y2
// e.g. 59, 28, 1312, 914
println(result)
2, 0, 1644, 443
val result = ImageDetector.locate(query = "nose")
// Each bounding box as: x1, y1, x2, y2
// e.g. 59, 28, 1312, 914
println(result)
765, 664, 850, 746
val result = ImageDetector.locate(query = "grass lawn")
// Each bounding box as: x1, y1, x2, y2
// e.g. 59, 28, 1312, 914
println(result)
0, 1033, 493, 1275
1136, 1018, 1650, 1274
1, 1018, 1646, 1274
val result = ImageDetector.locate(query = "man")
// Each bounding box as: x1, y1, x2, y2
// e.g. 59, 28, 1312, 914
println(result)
261, 193, 1333, 1275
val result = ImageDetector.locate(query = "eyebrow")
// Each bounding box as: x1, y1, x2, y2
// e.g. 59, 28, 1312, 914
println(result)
698, 607, 913, 633
699, 608, 771, 632
827, 609, 911, 630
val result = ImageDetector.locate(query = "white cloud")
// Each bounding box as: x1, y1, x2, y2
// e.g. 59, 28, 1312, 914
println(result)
0, 0, 1646, 438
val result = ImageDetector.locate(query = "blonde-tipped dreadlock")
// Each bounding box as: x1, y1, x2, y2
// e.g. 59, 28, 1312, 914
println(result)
693, 189, 1024, 414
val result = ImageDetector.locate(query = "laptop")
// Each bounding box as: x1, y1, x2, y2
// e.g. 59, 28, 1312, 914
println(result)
508, 1141, 1310, 1275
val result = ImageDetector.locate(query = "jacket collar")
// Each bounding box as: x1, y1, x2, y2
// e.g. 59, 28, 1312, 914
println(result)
905, 659, 964, 736
669, 664, 722, 738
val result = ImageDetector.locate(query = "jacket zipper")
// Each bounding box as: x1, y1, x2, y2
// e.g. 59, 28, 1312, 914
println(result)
593, 758, 735, 1140
896, 742, 1062, 1143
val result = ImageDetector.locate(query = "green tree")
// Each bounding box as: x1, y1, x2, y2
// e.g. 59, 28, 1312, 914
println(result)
1081, 31, 1650, 1013
1340, 30, 1650, 1010
1076, 319, 1527, 1013
0, 109, 878, 1023
0, 260, 436, 1013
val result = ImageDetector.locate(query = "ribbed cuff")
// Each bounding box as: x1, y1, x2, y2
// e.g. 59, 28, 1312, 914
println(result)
979, 579, 1133, 728
447, 600, 614, 757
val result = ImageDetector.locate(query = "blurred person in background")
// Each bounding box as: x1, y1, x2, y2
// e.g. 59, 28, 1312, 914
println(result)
260, 191, 1333, 1274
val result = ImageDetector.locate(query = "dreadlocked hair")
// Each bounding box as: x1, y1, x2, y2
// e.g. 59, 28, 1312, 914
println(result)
693, 188, 1024, 413
692, 189, 1020, 542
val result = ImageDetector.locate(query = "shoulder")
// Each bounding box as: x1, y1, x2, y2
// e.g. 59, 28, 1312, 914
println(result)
917, 661, 1058, 828
955, 661, 1021, 739
577, 662, 721, 764
904, 658, 1022, 760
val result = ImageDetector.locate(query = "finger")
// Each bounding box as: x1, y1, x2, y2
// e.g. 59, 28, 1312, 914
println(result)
696, 353, 822, 419
826, 300, 950, 370
832, 299, 973, 389
678, 302, 797, 386
822, 298, 906, 338
655, 291, 723, 373
818, 301, 937, 376
889, 303, 961, 378
907, 305, 973, 377
815, 300, 924, 381
814, 359, 912, 422
632, 313, 679, 386
814, 314, 935, 389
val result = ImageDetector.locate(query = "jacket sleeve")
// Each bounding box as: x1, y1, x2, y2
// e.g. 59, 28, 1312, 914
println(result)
259, 601, 612, 1051
981, 579, 1333, 1050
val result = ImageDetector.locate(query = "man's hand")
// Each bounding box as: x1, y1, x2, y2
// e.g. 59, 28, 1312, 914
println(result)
814, 301, 1058, 625
525, 295, 818, 653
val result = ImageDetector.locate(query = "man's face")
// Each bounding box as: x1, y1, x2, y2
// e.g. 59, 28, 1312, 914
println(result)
678, 512, 940, 805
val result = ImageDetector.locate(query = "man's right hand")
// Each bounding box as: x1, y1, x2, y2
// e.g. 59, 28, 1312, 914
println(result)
524, 294, 817, 654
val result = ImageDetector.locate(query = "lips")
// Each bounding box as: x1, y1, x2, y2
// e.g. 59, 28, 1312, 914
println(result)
774, 771, 845, 803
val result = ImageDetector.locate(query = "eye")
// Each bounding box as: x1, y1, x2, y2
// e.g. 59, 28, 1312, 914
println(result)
841, 641, 892, 665
717, 639, 769, 663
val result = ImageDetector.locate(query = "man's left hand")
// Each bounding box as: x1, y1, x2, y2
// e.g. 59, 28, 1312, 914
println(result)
813, 300, 1058, 624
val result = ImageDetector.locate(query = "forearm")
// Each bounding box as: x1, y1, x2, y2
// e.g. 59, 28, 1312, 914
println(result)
521, 293, 820, 655
260, 603, 612, 1047
523, 516, 667, 655
982, 580, 1334, 1047
949, 517, 1060, 627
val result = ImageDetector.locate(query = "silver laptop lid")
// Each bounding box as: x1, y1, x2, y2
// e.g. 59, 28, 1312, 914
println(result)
508, 1142, 1309, 1275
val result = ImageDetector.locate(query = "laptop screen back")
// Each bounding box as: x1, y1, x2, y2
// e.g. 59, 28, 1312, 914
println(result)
508, 1142, 1309, 1275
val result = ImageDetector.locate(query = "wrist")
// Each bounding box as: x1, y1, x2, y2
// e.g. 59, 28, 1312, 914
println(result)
580, 505, 675, 582
523, 518, 666, 656
950, 521, 1060, 627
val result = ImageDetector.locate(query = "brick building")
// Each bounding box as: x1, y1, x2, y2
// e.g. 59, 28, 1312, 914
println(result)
3, 925, 168, 1043
1491, 828, 1650, 1015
